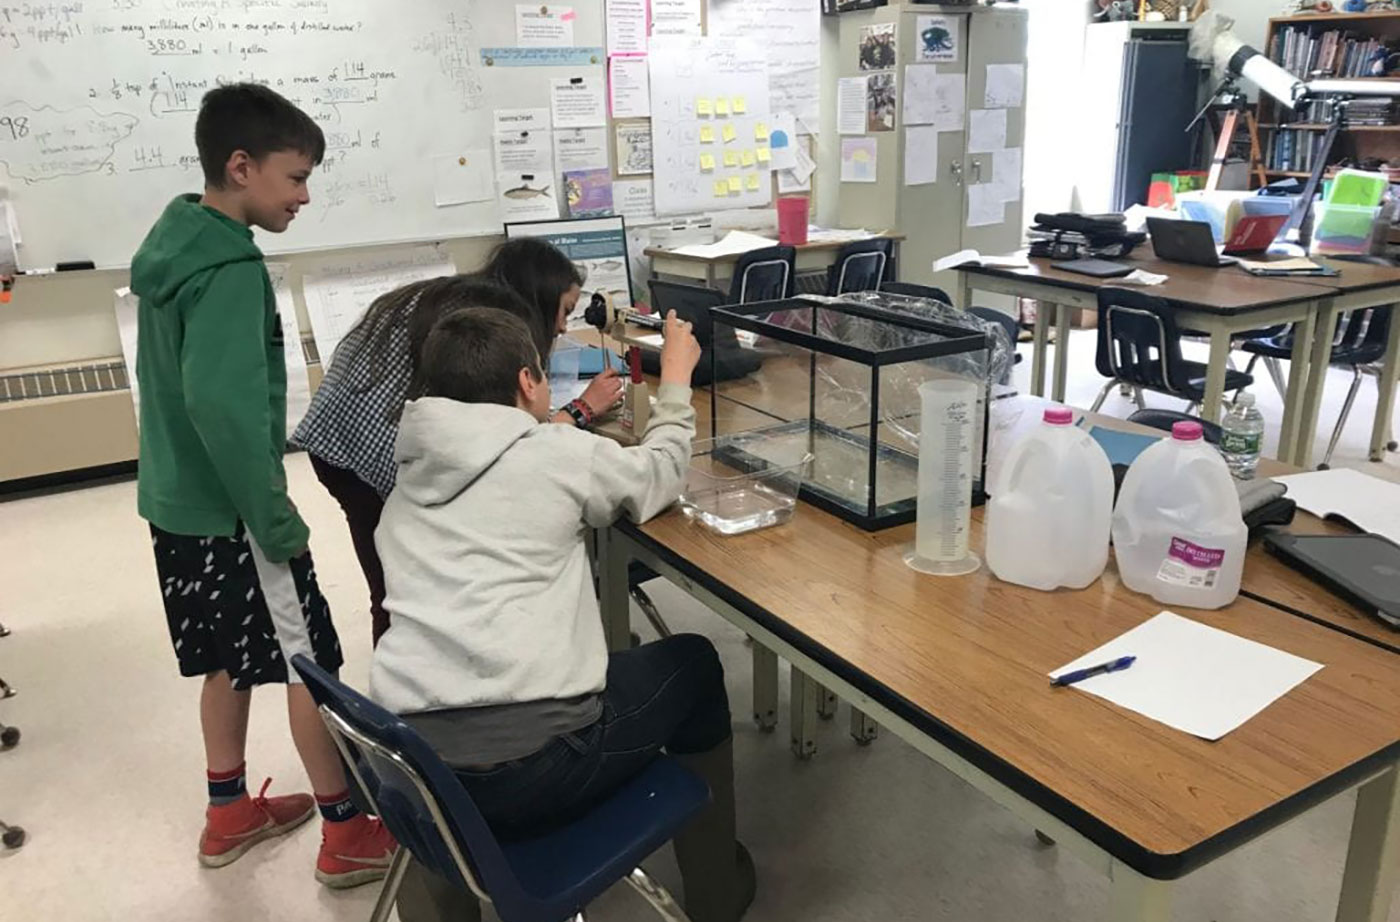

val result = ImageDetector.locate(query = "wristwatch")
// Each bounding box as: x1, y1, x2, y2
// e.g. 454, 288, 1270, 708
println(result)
562, 399, 591, 428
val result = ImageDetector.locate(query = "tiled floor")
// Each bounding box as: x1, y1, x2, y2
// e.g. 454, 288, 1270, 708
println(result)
1, 338, 1397, 921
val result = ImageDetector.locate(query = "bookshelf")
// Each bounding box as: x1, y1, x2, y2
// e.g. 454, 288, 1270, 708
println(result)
1258, 10, 1400, 183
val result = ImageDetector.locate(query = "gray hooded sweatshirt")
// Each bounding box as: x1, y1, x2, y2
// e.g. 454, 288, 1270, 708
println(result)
369, 384, 695, 716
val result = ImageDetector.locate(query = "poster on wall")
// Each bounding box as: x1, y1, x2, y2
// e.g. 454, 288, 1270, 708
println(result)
504, 217, 636, 325
858, 22, 897, 71
916, 15, 959, 63
867, 73, 896, 132
615, 123, 654, 175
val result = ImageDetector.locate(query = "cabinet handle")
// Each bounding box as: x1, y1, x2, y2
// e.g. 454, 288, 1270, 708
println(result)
970, 158, 982, 183
950, 160, 963, 186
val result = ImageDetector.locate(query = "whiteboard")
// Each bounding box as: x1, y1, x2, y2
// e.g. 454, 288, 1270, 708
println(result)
0, 0, 604, 269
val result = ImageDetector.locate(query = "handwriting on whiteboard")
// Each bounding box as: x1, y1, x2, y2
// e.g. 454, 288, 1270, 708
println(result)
0, 102, 139, 182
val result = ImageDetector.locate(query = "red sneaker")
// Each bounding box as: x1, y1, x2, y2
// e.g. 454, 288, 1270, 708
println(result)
198, 778, 316, 868
315, 814, 399, 889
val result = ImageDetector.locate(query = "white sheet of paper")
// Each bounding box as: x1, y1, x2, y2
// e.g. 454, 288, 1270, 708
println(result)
707, 0, 823, 125
1272, 468, 1400, 545
966, 184, 1005, 227
968, 108, 1007, 154
432, 151, 494, 207
516, 5, 575, 47
990, 146, 1022, 203
266, 263, 313, 432
671, 230, 778, 258
837, 77, 867, 135
302, 247, 455, 365
984, 63, 1025, 109
605, 0, 648, 55
613, 179, 656, 223
1050, 612, 1324, 740
651, 0, 702, 36
932, 249, 1031, 273
615, 123, 653, 175
915, 14, 959, 63
777, 168, 811, 195
494, 129, 555, 175
113, 287, 141, 422
609, 56, 651, 119
550, 77, 608, 128
498, 174, 562, 221
553, 127, 610, 175
493, 108, 551, 133
905, 125, 938, 186
788, 141, 816, 184
768, 112, 798, 171
840, 137, 878, 184
904, 67, 965, 131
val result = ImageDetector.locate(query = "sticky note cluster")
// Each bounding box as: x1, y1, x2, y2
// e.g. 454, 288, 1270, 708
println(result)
696, 96, 748, 118
710, 172, 768, 197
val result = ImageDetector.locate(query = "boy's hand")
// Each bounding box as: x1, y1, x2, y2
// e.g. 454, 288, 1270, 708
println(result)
579, 366, 625, 416
659, 310, 701, 386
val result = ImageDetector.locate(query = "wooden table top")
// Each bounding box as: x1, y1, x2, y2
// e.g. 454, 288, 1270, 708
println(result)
625, 489, 1400, 879
961, 251, 1329, 315
644, 232, 905, 265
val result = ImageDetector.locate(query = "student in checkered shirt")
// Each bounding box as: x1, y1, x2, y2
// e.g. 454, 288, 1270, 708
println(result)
291, 240, 625, 644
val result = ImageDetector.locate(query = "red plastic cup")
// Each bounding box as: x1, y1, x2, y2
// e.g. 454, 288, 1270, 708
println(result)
776, 196, 809, 246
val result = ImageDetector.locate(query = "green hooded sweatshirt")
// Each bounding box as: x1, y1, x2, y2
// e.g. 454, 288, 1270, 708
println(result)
130, 194, 309, 563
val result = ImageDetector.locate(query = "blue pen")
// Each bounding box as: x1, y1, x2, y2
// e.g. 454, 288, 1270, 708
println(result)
1051, 655, 1136, 688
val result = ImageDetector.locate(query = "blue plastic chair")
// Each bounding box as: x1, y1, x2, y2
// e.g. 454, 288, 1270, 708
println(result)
290, 655, 710, 922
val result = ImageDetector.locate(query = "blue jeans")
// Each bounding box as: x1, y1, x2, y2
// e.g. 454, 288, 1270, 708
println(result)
455, 633, 731, 838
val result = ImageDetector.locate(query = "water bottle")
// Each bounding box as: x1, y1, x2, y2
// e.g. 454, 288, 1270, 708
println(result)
1221, 392, 1265, 480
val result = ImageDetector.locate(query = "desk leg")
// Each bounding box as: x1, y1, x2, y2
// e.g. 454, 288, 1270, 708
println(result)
816, 683, 838, 720
1108, 860, 1172, 922
1201, 326, 1233, 423
1336, 766, 1400, 922
752, 643, 778, 732
1277, 306, 1317, 465
1030, 300, 1051, 398
1369, 307, 1400, 462
596, 527, 632, 653
960, 271, 974, 312
1298, 300, 1341, 469
850, 708, 879, 746
790, 668, 818, 760
1053, 301, 1072, 403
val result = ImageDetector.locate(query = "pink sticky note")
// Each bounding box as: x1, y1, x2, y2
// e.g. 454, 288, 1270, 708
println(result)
561, 8, 576, 20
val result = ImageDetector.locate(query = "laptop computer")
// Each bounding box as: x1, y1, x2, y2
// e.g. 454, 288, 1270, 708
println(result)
1223, 213, 1290, 256
1263, 532, 1400, 629
1146, 217, 1238, 268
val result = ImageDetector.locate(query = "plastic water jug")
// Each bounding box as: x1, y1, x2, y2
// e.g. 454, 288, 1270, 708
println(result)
985, 407, 1114, 590
1111, 421, 1247, 609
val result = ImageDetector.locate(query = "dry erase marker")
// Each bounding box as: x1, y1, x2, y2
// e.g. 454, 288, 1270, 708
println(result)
1051, 655, 1136, 688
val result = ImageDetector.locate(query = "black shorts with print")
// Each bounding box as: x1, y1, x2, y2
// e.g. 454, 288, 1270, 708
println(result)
149, 523, 343, 690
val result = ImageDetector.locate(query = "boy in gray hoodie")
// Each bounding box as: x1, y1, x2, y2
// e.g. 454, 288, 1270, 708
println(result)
371, 307, 755, 922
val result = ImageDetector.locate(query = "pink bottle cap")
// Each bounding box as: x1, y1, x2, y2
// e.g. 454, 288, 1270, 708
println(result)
1043, 407, 1074, 426
1172, 421, 1204, 441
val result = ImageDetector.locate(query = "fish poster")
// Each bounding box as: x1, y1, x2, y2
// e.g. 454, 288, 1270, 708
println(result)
503, 216, 635, 325
916, 15, 958, 63
498, 172, 561, 222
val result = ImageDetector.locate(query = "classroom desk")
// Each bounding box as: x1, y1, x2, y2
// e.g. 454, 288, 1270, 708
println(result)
958, 254, 1325, 464
644, 233, 905, 290
596, 484, 1400, 922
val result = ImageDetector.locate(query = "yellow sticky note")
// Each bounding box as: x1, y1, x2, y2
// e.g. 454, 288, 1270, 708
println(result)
722, 124, 737, 143
723, 150, 739, 167
715, 98, 731, 116
727, 176, 742, 193
697, 97, 713, 116
699, 125, 715, 144
699, 153, 716, 172
755, 122, 769, 141
746, 173, 761, 191
741, 149, 756, 167
713, 180, 729, 197
733, 96, 747, 114
756, 147, 771, 164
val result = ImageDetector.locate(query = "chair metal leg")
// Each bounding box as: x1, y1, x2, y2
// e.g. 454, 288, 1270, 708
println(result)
0, 677, 14, 700
626, 866, 693, 922
1089, 379, 1116, 413
1132, 386, 1146, 410
790, 669, 818, 760
1264, 356, 1288, 401
850, 708, 879, 745
0, 622, 9, 637
752, 644, 778, 732
630, 585, 672, 639
1321, 366, 1365, 470
368, 848, 413, 922
1184, 403, 1200, 417
815, 683, 837, 720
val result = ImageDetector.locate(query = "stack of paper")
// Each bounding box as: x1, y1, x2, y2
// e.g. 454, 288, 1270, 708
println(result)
1237, 256, 1324, 273
1272, 468, 1400, 544
932, 249, 1030, 272
671, 230, 778, 258
806, 227, 874, 244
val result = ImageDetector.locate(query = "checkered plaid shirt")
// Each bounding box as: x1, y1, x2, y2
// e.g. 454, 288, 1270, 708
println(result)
290, 320, 410, 499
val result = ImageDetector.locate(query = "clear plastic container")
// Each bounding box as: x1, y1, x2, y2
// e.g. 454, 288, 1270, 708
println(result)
1111, 421, 1247, 610
678, 428, 814, 536
986, 407, 1114, 590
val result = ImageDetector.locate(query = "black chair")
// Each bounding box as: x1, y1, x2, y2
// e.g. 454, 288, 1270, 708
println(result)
644, 279, 762, 387
1092, 288, 1254, 415
1127, 408, 1223, 445
1241, 305, 1394, 468
878, 282, 1022, 371
880, 280, 951, 303
727, 246, 795, 303
825, 238, 895, 296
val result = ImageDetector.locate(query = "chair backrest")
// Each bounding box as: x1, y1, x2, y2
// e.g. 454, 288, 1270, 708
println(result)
728, 245, 795, 304
826, 238, 894, 296
1095, 288, 1190, 397
290, 655, 528, 917
1126, 408, 1223, 445
880, 280, 952, 304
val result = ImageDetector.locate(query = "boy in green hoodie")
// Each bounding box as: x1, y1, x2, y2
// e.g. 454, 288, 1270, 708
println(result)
130, 83, 395, 886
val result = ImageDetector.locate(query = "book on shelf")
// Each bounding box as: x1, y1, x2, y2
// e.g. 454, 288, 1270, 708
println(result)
1269, 24, 1384, 79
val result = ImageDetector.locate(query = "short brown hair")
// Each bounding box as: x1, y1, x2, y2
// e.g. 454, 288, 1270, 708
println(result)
196, 83, 325, 188
419, 308, 543, 407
